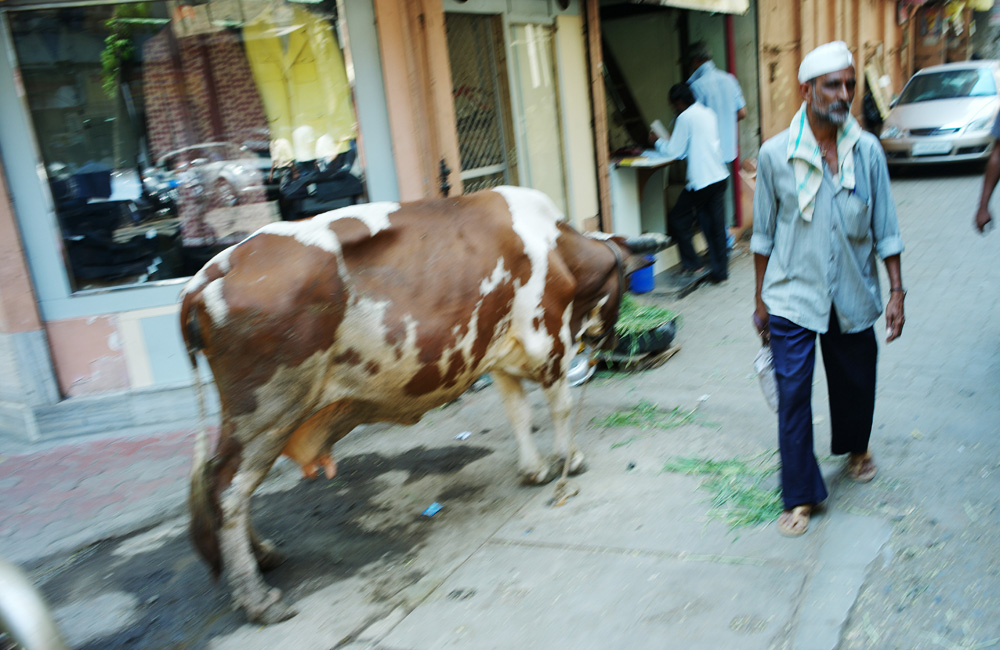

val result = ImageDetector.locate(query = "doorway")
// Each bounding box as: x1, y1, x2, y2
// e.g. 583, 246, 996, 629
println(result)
445, 13, 517, 193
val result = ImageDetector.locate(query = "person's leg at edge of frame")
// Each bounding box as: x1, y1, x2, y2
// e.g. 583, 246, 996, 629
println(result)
819, 309, 878, 482
701, 180, 728, 282
769, 315, 830, 536
669, 189, 703, 273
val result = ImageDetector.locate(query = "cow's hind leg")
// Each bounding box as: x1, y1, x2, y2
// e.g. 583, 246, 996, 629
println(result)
493, 370, 555, 484
219, 438, 296, 624
544, 378, 585, 475
249, 524, 285, 571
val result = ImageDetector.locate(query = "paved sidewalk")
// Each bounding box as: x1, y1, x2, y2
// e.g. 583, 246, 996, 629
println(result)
1, 168, 998, 650
0, 429, 196, 564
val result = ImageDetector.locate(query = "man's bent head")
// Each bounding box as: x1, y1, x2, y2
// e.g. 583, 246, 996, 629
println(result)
798, 41, 856, 126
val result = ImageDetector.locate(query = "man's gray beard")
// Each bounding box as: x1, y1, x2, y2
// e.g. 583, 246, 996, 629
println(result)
811, 88, 850, 125
824, 108, 849, 125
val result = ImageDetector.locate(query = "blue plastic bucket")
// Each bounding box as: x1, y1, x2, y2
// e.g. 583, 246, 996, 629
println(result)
629, 255, 656, 294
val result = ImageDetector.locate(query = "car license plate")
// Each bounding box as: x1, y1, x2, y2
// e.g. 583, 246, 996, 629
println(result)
911, 141, 953, 156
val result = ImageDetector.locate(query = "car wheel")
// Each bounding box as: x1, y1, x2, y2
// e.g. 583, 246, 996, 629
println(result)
213, 180, 238, 208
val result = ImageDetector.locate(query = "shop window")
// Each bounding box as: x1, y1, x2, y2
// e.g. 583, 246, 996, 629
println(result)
508, 22, 568, 217
7, 0, 365, 292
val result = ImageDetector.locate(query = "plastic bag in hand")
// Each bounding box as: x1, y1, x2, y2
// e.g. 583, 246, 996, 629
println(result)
754, 345, 778, 412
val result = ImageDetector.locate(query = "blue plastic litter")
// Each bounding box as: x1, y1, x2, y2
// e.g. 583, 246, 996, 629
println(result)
422, 502, 443, 517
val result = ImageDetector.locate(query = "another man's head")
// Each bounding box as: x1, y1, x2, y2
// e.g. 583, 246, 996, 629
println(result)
798, 41, 856, 126
684, 41, 713, 77
669, 83, 696, 115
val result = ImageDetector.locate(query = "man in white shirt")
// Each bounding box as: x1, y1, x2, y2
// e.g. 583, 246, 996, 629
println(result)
654, 83, 730, 282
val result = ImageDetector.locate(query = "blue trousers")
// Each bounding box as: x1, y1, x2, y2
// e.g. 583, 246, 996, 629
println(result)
769, 310, 877, 510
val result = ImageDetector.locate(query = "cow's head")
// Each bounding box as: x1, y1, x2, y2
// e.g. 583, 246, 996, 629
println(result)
579, 232, 671, 350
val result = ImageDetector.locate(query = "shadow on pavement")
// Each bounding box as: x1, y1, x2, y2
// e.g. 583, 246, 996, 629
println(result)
27, 445, 492, 649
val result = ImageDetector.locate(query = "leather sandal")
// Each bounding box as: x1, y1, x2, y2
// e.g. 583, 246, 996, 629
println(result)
847, 452, 877, 483
777, 504, 812, 537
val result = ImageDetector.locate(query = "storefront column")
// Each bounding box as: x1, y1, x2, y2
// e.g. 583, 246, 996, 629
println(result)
373, 0, 463, 200
585, 0, 612, 232
0, 160, 60, 440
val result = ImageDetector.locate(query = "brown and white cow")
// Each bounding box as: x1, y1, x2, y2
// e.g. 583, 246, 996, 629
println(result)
180, 186, 667, 623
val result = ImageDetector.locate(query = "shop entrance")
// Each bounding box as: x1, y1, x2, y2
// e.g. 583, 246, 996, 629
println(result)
444, 13, 516, 193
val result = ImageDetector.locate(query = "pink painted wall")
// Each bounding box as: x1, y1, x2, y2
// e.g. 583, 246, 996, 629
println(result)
0, 161, 43, 335
45, 317, 130, 396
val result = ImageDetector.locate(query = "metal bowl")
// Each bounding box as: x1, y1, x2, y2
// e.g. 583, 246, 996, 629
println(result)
568, 351, 596, 387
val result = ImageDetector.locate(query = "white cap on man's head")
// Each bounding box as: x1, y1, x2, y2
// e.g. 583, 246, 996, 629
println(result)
798, 41, 854, 84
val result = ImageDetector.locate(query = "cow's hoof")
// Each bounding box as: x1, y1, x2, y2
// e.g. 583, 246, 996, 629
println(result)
245, 588, 298, 624
563, 451, 587, 476
253, 539, 286, 572
519, 465, 557, 486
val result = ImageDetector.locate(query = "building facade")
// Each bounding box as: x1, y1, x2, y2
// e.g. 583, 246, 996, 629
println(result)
2, 0, 973, 444
0, 0, 603, 443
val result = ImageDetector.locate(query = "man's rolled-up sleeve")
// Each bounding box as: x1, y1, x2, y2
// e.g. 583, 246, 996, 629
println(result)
750, 151, 776, 256
870, 146, 905, 259
732, 76, 746, 111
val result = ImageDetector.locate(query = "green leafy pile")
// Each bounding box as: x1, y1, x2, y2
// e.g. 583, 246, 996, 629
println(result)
615, 293, 677, 336
662, 455, 783, 530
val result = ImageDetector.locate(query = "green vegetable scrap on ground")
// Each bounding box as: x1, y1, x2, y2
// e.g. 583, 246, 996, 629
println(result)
614, 294, 678, 336
592, 400, 698, 430
662, 454, 783, 530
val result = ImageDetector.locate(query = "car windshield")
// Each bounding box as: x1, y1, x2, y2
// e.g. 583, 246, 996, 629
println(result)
897, 68, 997, 104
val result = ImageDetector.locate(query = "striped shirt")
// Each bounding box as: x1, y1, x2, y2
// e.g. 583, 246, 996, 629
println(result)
751, 130, 904, 334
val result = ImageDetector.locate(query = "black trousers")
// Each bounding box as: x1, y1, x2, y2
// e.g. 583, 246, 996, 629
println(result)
668, 179, 728, 280
769, 309, 878, 509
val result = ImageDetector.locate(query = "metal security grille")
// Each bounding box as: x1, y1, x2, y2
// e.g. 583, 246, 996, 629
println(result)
445, 13, 515, 193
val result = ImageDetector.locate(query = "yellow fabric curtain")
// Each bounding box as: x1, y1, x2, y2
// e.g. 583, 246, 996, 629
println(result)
632, 0, 749, 15
243, 5, 356, 165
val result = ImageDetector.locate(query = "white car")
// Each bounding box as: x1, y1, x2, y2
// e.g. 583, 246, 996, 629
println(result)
880, 60, 1000, 165
142, 142, 274, 208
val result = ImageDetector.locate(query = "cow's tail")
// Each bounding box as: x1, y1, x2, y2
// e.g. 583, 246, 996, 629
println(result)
181, 291, 224, 577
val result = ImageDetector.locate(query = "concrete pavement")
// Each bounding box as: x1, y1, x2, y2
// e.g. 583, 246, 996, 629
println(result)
1, 167, 998, 649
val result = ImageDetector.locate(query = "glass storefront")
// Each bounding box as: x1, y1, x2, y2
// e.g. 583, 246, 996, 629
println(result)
509, 22, 567, 218
6, 0, 365, 292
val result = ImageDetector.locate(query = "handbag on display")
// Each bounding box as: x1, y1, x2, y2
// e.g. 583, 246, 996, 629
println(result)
278, 149, 364, 220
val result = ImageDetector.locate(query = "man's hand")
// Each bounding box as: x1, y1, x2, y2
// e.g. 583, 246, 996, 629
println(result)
753, 304, 770, 345
976, 206, 993, 234
885, 292, 905, 342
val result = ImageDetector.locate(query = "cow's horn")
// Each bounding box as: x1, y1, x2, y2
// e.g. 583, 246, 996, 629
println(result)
624, 233, 672, 253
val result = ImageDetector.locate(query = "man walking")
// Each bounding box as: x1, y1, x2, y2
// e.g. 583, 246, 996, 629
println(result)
653, 83, 730, 282
751, 42, 906, 536
973, 111, 1000, 233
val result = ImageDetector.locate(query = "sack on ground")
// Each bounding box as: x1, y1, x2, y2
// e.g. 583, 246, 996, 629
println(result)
754, 345, 778, 412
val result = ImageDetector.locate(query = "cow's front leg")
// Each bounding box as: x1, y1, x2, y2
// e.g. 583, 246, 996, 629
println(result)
493, 370, 552, 484
219, 448, 296, 624
544, 378, 585, 475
